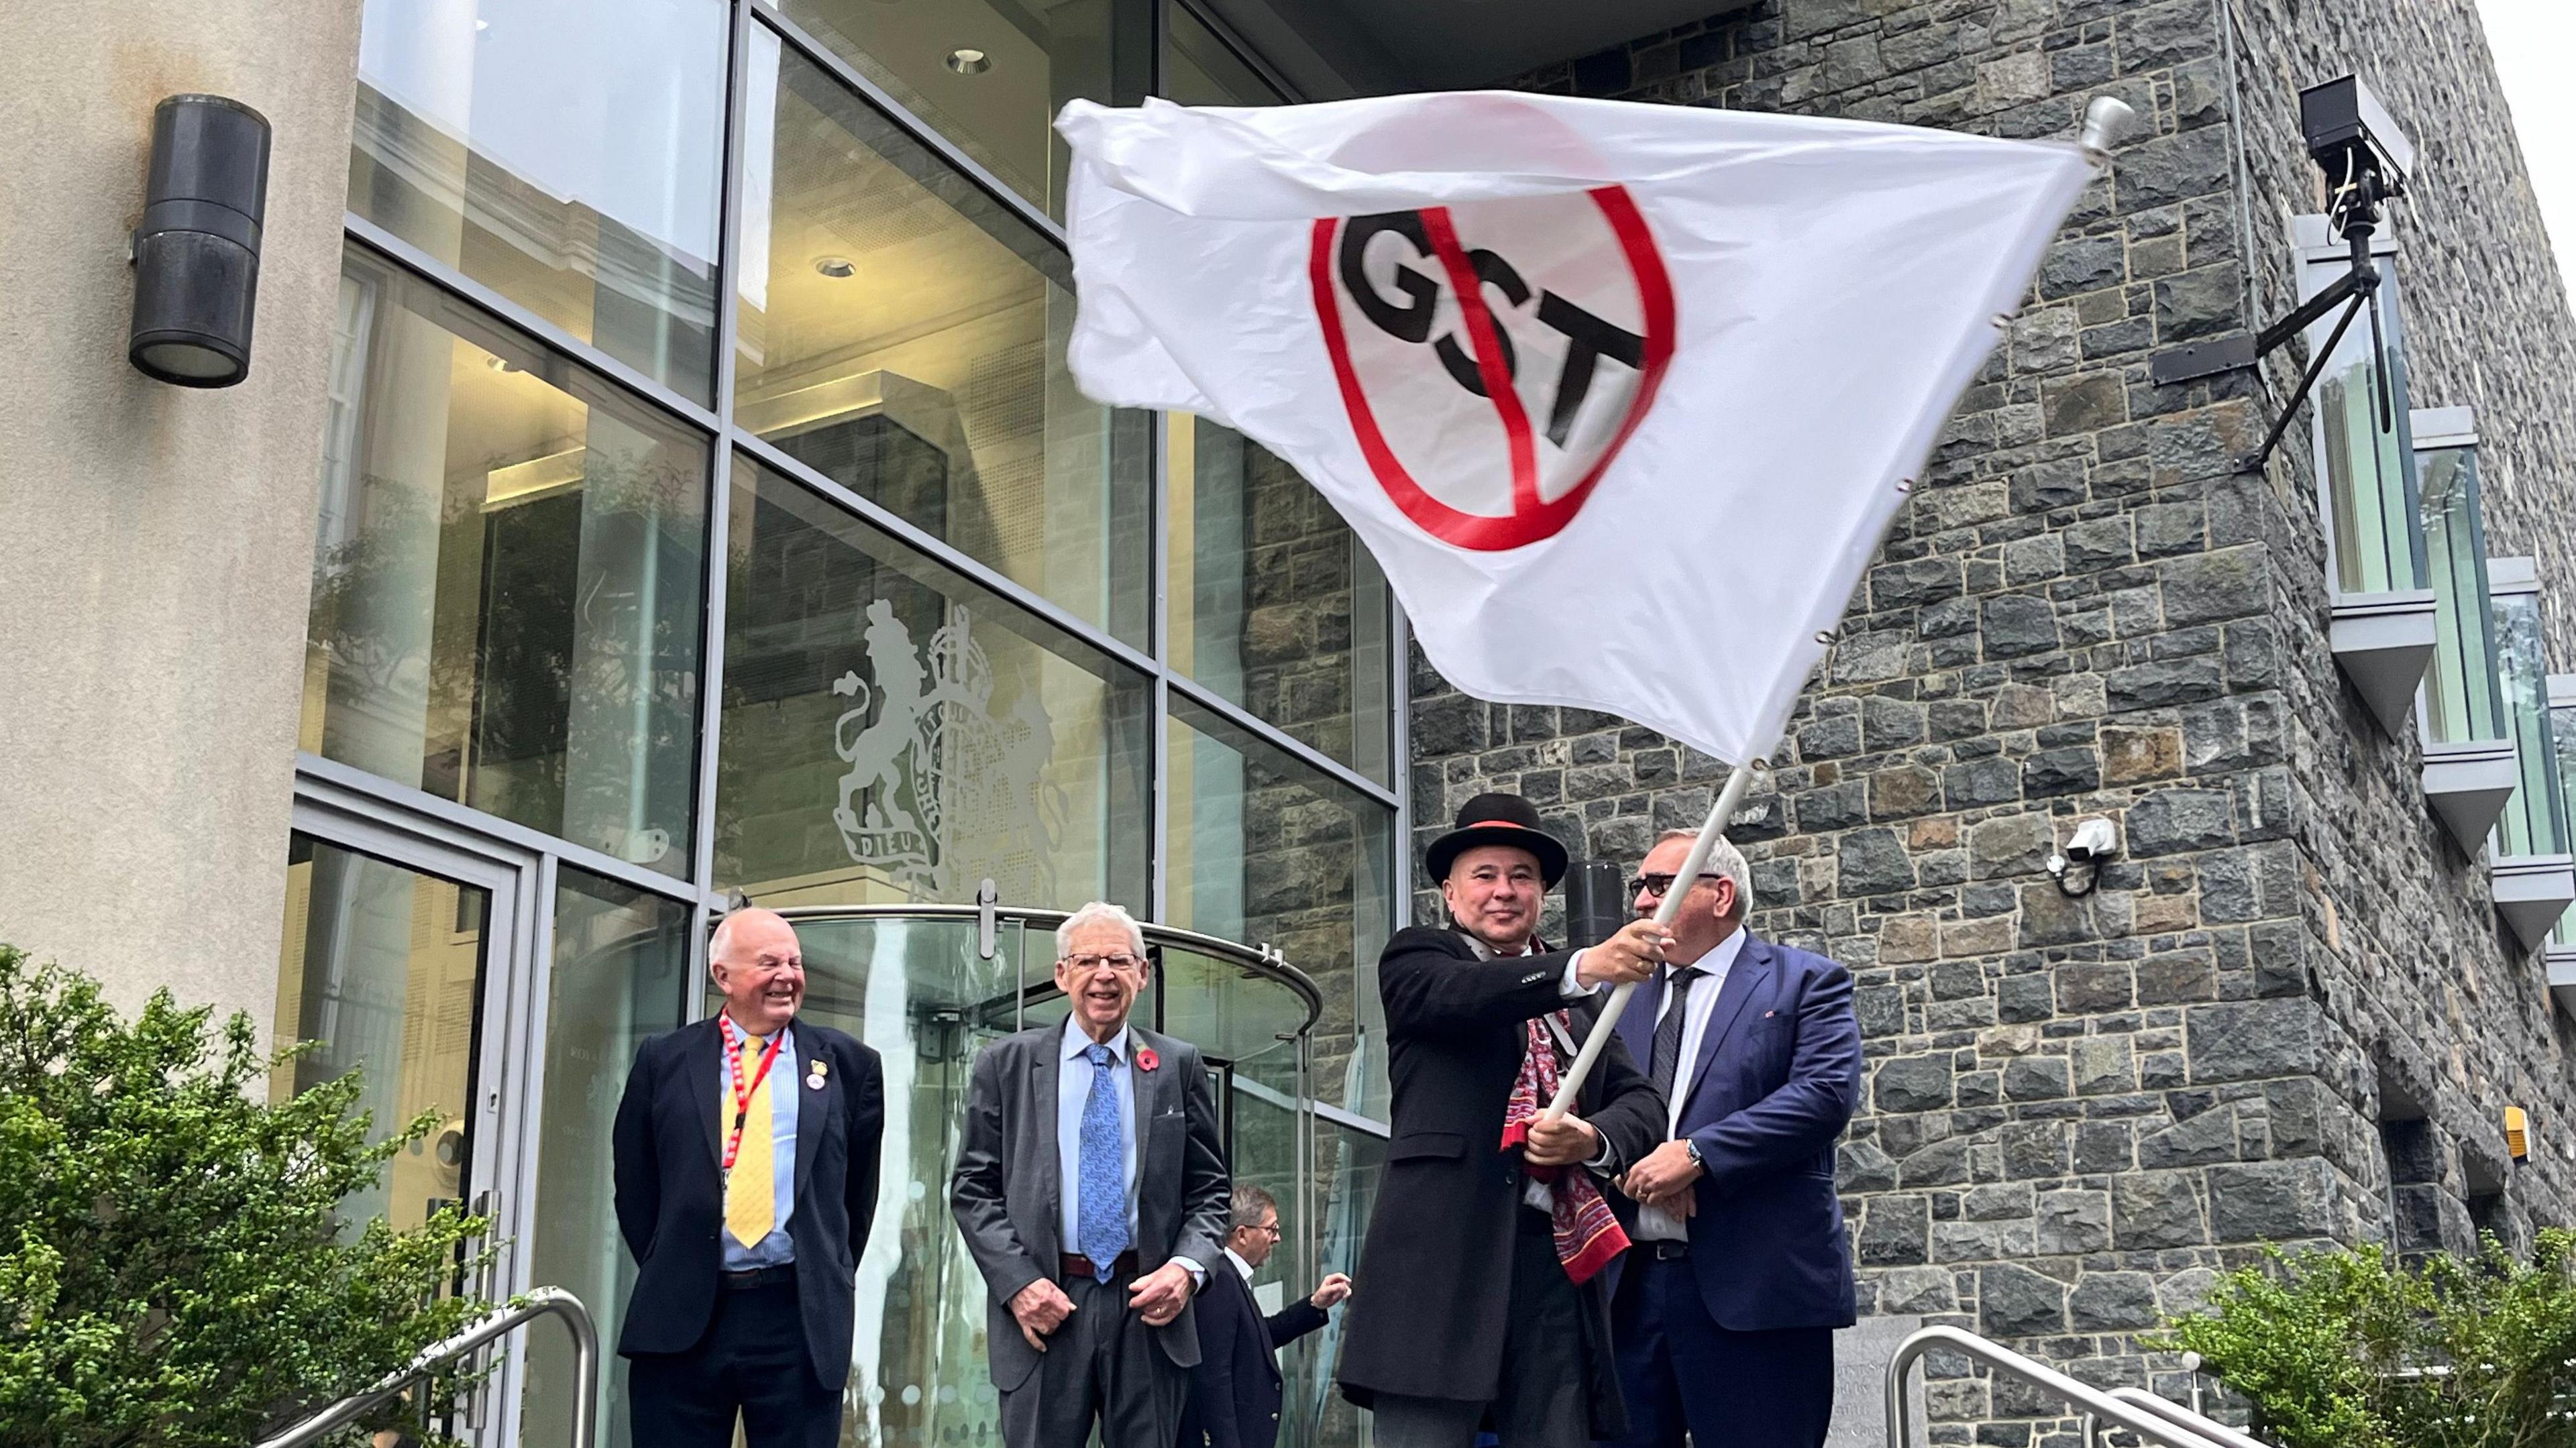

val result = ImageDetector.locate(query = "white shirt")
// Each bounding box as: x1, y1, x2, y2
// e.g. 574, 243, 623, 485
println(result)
1224, 1246, 1258, 1282
1635, 928, 1748, 1242
1056, 1016, 1204, 1284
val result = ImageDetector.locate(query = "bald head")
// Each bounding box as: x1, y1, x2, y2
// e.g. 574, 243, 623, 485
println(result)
710, 908, 804, 1035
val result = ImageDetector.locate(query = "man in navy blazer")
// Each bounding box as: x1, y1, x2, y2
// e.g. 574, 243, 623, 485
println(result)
1606, 829, 1863, 1448
612, 907, 885, 1447
1177, 1183, 1352, 1448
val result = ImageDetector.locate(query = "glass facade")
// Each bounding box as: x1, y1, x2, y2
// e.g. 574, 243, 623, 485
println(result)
2418, 440, 2506, 746
348, 0, 727, 399
274, 834, 492, 1235
299, 3, 1397, 1444
305, 250, 710, 875
2316, 271, 2427, 596
2494, 587, 2569, 860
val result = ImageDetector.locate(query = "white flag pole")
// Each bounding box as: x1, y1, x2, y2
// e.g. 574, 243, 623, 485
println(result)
1540, 749, 1768, 1122
1535, 95, 2135, 1125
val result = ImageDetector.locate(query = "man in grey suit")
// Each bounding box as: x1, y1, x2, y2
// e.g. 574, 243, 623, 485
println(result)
951, 901, 1233, 1448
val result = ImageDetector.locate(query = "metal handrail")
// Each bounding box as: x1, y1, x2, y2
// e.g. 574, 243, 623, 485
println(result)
1886, 1325, 2233, 1448
253, 1286, 598, 1448
2098, 1385, 2271, 1448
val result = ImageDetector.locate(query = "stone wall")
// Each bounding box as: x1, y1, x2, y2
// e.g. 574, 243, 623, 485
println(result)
1401, 0, 2576, 1439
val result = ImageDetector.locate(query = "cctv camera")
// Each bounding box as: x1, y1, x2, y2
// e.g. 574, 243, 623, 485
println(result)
2300, 75, 2413, 201
2063, 818, 2119, 862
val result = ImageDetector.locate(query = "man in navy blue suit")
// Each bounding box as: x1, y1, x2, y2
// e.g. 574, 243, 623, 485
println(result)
1606, 828, 1864, 1448
1177, 1184, 1352, 1448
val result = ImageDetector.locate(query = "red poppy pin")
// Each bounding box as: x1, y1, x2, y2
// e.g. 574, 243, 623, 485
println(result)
1136, 1047, 1161, 1072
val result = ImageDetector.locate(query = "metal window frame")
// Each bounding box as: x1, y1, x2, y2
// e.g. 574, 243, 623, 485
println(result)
311, 0, 1405, 1120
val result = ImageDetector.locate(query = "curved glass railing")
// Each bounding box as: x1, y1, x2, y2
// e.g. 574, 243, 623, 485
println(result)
760, 904, 1358, 1448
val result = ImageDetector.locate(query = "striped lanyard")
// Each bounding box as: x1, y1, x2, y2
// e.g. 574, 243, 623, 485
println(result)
719, 1016, 786, 1172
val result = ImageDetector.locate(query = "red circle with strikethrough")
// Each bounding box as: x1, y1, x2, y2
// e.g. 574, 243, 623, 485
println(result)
1307, 186, 1675, 551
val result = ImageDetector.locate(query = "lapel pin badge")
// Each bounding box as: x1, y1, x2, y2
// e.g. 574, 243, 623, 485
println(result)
808, 1058, 828, 1090
1136, 1046, 1161, 1072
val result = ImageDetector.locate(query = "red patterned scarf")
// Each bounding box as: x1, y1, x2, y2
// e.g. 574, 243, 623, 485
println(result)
1501, 1013, 1631, 1284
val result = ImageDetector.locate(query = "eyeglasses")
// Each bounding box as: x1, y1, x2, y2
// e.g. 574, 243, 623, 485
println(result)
1628, 872, 1721, 899
1250, 1221, 1283, 1238
1061, 951, 1145, 974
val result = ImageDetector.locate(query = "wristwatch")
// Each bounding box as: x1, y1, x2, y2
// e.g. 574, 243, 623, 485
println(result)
1682, 1139, 1705, 1172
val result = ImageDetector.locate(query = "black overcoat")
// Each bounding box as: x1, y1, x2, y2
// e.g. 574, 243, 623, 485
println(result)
1335, 927, 1664, 1435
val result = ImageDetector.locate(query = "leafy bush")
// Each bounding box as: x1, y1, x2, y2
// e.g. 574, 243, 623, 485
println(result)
0, 944, 492, 1447
2163, 1231, 2576, 1448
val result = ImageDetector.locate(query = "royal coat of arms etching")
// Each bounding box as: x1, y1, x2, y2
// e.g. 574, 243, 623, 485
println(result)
828, 599, 1063, 897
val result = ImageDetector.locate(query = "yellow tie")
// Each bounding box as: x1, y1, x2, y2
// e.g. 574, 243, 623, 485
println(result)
724, 1038, 776, 1249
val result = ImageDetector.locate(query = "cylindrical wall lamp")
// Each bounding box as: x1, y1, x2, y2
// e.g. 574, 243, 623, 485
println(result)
128, 94, 271, 388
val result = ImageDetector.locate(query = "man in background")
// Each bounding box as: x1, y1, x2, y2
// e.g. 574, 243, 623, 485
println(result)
1178, 1183, 1354, 1448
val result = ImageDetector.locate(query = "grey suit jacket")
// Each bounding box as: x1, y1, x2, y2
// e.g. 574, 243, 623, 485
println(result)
949, 1020, 1232, 1390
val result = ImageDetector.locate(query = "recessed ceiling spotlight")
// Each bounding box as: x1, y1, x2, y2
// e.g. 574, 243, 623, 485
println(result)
813, 256, 857, 279
946, 47, 991, 75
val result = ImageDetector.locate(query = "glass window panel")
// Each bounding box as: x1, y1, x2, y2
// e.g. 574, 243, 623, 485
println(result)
715, 457, 1152, 911
303, 249, 708, 875
273, 834, 489, 1235
2418, 445, 2505, 746
348, 0, 724, 400
1301, 1116, 1386, 1448
1169, 416, 1393, 783
735, 30, 1150, 644
767, 914, 1024, 1442
1164, 4, 1289, 106
522, 871, 692, 1448
2318, 274, 2426, 595
1167, 699, 1393, 1118
2494, 592, 2568, 858
2555, 700, 2576, 944
1159, 940, 1309, 1067
773, 0, 1113, 217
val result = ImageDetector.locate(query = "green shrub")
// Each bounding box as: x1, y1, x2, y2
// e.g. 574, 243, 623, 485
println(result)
2163, 1231, 2576, 1448
0, 944, 492, 1447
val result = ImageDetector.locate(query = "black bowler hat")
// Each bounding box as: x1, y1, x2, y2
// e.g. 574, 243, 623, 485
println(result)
1426, 793, 1570, 888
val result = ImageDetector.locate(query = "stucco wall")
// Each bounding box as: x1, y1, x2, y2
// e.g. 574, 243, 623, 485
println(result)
0, 0, 360, 1032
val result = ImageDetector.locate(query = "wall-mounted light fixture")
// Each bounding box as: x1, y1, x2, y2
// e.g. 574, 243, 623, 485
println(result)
128, 94, 272, 388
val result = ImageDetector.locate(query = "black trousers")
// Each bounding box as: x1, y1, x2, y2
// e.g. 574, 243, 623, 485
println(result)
999, 1265, 1187, 1448
628, 1275, 840, 1448
1370, 1209, 1591, 1448
1606, 1254, 1835, 1448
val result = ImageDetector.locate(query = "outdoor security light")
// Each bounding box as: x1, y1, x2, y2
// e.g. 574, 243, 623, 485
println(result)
128, 93, 271, 388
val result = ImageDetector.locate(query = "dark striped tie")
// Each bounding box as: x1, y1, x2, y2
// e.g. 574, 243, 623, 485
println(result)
1648, 965, 1705, 1102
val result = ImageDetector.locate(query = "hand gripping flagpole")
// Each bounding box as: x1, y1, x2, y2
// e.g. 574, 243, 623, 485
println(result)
1536, 94, 2136, 1127
1540, 752, 1768, 1121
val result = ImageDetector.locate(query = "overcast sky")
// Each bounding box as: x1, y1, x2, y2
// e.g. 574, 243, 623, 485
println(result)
2481, 0, 2576, 305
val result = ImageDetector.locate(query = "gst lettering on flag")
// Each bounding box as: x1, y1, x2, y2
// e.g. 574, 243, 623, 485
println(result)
1313, 194, 1674, 549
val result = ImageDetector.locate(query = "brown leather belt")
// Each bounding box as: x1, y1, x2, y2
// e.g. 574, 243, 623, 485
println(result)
1061, 1251, 1138, 1280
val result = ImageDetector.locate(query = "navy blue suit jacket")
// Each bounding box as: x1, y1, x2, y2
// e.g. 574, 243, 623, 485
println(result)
611, 1017, 885, 1386
1611, 931, 1862, 1331
1177, 1264, 1328, 1448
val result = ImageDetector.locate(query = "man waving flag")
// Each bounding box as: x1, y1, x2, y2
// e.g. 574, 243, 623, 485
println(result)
1057, 90, 2107, 773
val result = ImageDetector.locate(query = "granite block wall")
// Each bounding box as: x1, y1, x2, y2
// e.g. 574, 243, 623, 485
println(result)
1403, 0, 2576, 1439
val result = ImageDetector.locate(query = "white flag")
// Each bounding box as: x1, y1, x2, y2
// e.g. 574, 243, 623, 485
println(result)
1057, 91, 2094, 765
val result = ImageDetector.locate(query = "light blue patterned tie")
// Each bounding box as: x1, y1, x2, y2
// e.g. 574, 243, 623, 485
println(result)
1077, 1043, 1131, 1282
